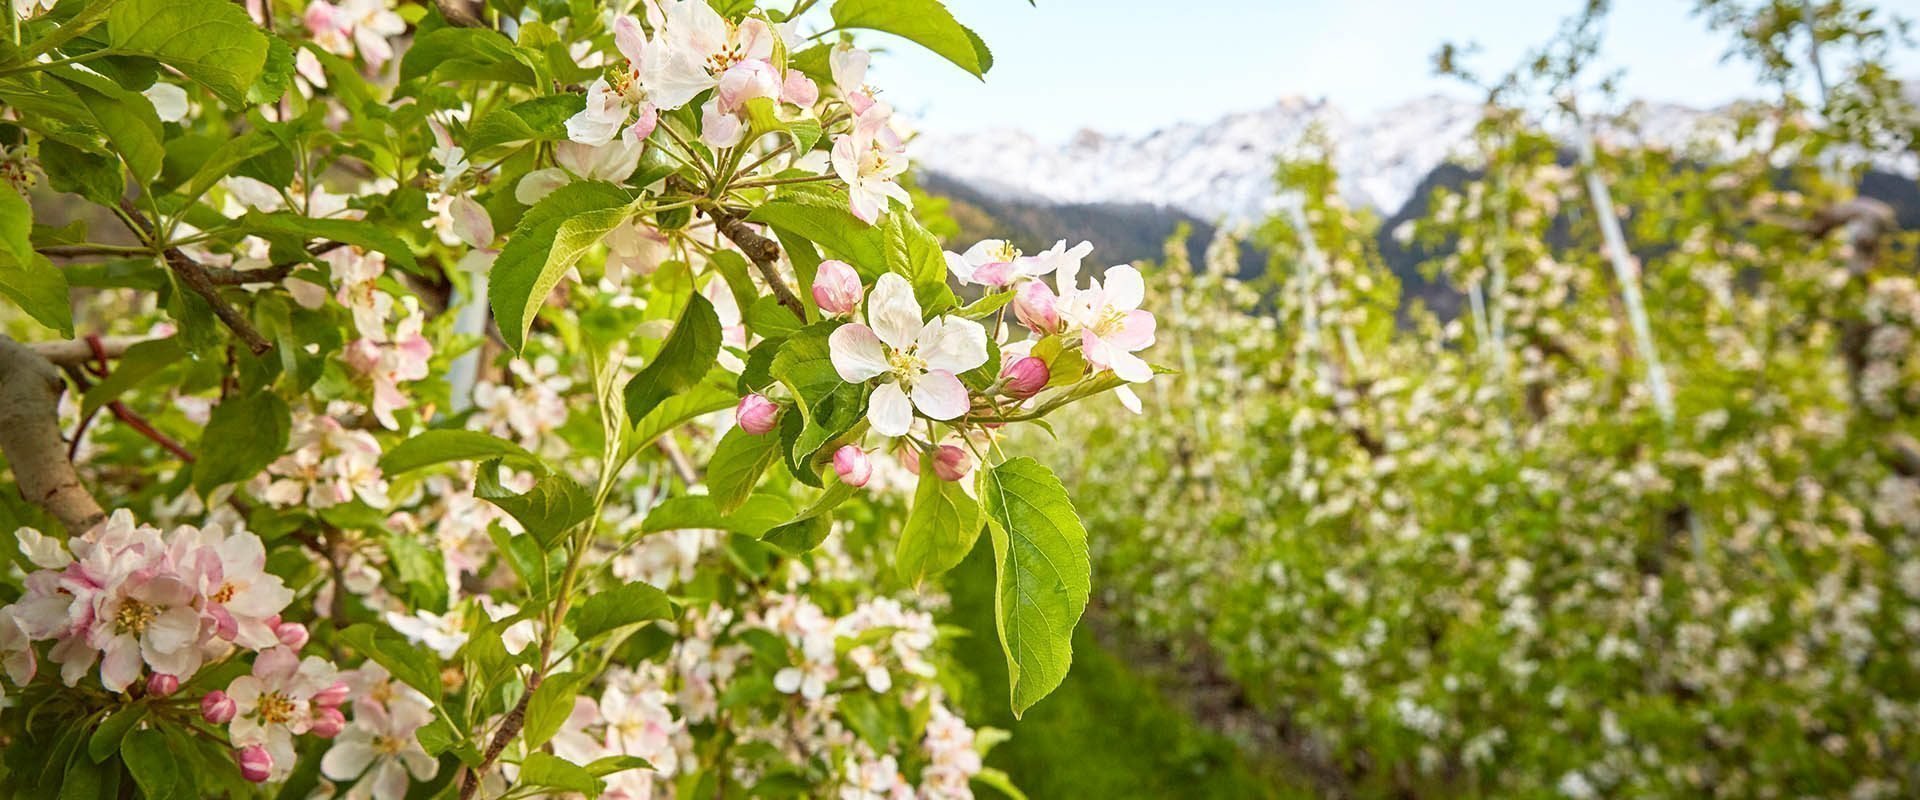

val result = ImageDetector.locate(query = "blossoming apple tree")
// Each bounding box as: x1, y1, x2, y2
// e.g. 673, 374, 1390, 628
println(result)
0, 0, 1158, 795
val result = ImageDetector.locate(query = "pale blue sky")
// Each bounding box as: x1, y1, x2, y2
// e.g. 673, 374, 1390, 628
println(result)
872, 0, 1920, 139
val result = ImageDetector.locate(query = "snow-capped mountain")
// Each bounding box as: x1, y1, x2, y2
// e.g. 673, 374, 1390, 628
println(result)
907, 93, 1863, 223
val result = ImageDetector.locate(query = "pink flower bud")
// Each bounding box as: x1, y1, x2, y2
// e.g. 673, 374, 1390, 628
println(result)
833, 445, 872, 488
146, 673, 179, 697
275, 621, 310, 650
313, 680, 351, 709
311, 706, 347, 739
735, 394, 780, 435
812, 260, 863, 316
1014, 281, 1061, 334
202, 690, 238, 724
933, 445, 971, 482
1000, 357, 1050, 399
237, 744, 273, 783
898, 446, 921, 475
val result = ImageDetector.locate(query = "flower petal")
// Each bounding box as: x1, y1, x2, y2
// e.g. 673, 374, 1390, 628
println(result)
1103, 265, 1145, 310
909, 370, 970, 421
916, 316, 988, 374
866, 273, 923, 351
828, 324, 891, 383
867, 382, 913, 437
1108, 309, 1158, 351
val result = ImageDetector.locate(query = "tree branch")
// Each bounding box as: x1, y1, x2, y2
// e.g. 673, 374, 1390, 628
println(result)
117, 199, 273, 355
0, 336, 106, 533
28, 335, 164, 366
702, 203, 808, 322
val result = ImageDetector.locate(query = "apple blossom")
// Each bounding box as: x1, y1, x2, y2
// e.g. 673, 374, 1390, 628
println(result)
813, 259, 865, 315
175, 524, 294, 649
832, 102, 912, 224
87, 559, 203, 692
828, 273, 988, 437
321, 693, 440, 800
1061, 265, 1158, 383
226, 645, 339, 778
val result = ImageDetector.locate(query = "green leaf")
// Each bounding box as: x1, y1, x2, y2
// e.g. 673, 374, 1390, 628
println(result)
40, 139, 124, 206
400, 27, 538, 85
121, 729, 181, 800
641, 493, 795, 536
46, 67, 164, 184
107, 0, 271, 105
623, 293, 722, 421
880, 209, 957, 313
467, 94, 587, 152
972, 768, 1030, 800
491, 181, 631, 351
770, 321, 864, 473
760, 479, 857, 555
247, 35, 295, 105
956, 290, 1016, 320
980, 457, 1090, 718
829, 0, 993, 78
475, 461, 595, 549
379, 429, 545, 476
747, 192, 887, 274
628, 368, 737, 449
584, 755, 655, 777
706, 425, 783, 514
242, 212, 419, 271
0, 188, 73, 335
569, 580, 676, 642
740, 97, 822, 154
88, 703, 148, 763
81, 337, 185, 417
519, 753, 603, 796
339, 623, 443, 701
895, 454, 983, 584
60, 751, 105, 800
194, 393, 291, 494
178, 131, 282, 206
523, 672, 587, 750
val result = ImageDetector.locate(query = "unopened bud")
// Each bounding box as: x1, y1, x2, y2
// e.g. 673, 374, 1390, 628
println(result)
735, 394, 780, 435
202, 690, 238, 724
1013, 281, 1061, 334
311, 706, 346, 739
237, 744, 273, 783
274, 621, 310, 650
812, 260, 863, 316
1000, 357, 1049, 399
146, 673, 179, 697
933, 445, 971, 482
833, 445, 872, 488
313, 680, 351, 709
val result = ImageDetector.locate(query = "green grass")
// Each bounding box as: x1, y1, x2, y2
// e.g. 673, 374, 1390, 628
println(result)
942, 545, 1303, 799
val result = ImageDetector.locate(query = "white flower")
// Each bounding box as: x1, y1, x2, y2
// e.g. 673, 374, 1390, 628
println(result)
321, 693, 440, 800
385, 609, 468, 659
828, 273, 987, 437
831, 103, 911, 225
